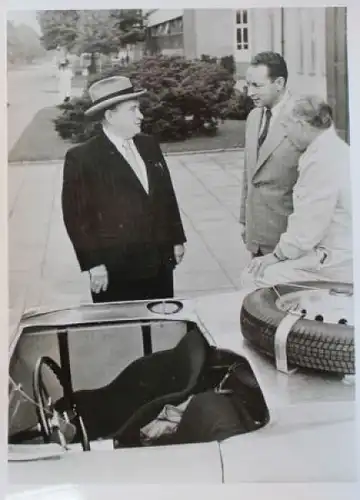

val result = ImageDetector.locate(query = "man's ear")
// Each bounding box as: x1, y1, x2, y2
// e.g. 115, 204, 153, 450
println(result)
104, 109, 112, 122
275, 76, 285, 91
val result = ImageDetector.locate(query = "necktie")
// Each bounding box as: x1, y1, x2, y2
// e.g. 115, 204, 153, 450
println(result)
258, 108, 272, 149
123, 139, 149, 193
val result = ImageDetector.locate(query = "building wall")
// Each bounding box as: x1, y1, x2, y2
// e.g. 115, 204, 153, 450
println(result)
146, 14, 184, 57
282, 7, 327, 97
325, 7, 349, 142
146, 8, 330, 101
182, 10, 197, 59
191, 9, 234, 59
146, 9, 183, 27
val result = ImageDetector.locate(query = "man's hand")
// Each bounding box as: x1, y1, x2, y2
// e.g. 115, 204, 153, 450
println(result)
239, 223, 246, 244
247, 253, 280, 280
89, 264, 108, 294
174, 244, 185, 265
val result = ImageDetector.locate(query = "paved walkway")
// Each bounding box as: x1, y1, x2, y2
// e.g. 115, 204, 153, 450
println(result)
8, 150, 250, 329
8, 64, 84, 153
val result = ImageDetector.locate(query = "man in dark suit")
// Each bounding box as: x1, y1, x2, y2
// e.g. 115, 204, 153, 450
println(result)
61, 76, 186, 303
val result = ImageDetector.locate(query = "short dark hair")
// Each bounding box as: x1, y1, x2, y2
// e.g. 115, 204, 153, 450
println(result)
292, 95, 333, 129
250, 51, 288, 84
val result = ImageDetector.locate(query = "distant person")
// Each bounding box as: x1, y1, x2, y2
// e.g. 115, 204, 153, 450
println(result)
58, 59, 73, 103
61, 76, 186, 303
240, 51, 303, 257
241, 95, 352, 288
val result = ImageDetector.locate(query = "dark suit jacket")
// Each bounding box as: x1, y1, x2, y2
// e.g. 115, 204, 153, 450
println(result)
61, 130, 186, 280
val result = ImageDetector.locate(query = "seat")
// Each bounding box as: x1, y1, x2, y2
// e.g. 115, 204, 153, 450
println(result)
54, 326, 209, 446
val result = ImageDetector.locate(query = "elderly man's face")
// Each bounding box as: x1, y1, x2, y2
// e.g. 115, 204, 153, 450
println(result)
281, 112, 314, 150
106, 99, 143, 138
246, 64, 285, 109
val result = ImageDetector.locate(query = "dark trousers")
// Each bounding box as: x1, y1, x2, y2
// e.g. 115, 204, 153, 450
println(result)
91, 265, 174, 303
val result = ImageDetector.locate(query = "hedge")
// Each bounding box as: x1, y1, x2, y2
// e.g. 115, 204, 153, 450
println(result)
54, 55, 252, 143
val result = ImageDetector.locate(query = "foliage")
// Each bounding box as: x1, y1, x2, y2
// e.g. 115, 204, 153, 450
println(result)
37, 9, 147, 57
54, 97, 101, 142
109, 9, 147, 45
54, 55, 238, 143
224, 86, 254, 120
220, 55, 236, 75
7, 21, 46, 64
200, 54, 218, 64
36, 10, 80, 51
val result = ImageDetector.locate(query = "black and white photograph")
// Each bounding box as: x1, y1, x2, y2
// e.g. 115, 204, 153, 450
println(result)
6, 3, 357, 497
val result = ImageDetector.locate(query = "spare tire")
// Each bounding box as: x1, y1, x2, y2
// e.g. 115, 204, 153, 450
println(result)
240, 281, 354, 375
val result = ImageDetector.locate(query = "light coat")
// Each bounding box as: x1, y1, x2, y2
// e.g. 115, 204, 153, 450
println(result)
240, 95, 303, 254
241, 125, 353, 289
274, 125, 353, 282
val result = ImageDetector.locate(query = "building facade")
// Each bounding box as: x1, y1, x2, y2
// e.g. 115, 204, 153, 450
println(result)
145, 7, 349, 142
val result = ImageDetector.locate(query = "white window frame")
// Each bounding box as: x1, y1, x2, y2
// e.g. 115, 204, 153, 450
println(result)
235, 9, 251, 62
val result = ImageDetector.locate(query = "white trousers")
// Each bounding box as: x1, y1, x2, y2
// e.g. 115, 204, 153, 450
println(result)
58, 70, 72, 101
240, 249, 353, 291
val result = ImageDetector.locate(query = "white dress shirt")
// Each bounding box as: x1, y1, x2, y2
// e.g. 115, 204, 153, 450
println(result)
103, 125, 149, 193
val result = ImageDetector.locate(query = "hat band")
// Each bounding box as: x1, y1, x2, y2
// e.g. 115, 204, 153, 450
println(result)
90, 85, 137, 108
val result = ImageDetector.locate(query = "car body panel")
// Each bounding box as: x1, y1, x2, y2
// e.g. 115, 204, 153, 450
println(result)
8, 290, 356, 488
8, 441, 223, 487
220, 400, 356, 482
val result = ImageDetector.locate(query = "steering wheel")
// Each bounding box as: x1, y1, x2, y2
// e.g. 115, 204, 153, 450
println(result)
32, 356, 90, 451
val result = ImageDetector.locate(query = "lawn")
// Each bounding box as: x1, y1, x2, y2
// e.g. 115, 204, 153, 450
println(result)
8, 105, 246, 163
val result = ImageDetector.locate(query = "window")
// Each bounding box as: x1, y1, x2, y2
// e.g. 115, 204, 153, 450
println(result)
236, 9, 249, 50
171, 17, 183, 34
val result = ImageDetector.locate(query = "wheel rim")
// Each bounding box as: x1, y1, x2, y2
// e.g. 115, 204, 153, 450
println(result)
275, 287, 353, 326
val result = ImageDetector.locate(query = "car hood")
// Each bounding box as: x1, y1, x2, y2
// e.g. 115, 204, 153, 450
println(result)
8, 441, 223, 490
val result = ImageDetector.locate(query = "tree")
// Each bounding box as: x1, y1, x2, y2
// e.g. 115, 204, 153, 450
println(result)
37, 9, 148, 74
74, 10, 148, 73
109, 9, 147, 45
36, 10, 79, 52
7, 21, 46, 65
75, 10, 120, 55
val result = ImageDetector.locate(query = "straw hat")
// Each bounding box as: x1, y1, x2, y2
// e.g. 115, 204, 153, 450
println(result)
85, 76, 146, 117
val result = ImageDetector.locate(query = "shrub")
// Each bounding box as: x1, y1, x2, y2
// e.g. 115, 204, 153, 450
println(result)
53, 55, 236, 143
220, 55, 235, 76
200, 54, 218, 64
54, 97, 101, 142
224, 85, 254, 120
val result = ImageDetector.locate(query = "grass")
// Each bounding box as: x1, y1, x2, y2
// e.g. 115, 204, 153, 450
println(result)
8, 106, 246, 163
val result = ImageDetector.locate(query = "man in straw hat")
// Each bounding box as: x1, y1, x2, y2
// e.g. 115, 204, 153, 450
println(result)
241, 94, 352, 289
61, 76, 186, 303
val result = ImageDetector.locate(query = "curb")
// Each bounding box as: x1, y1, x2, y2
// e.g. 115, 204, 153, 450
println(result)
8, 160, 63, 167
165, 147, 244, 156
8, 147, 245, 166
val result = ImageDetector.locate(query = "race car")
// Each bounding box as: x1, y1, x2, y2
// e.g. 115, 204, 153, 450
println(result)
7, 281, 356, 496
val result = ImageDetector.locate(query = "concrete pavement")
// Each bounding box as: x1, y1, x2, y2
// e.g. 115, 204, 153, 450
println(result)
8, 150, 250, 323
7, 63, 83, 152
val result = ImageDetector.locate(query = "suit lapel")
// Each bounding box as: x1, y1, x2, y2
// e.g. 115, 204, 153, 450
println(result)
252, 97, 291, 179
255, 118, 287, 170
